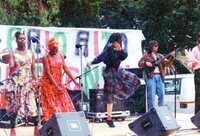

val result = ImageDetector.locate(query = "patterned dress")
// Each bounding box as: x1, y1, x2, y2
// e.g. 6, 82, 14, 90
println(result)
40, 53, 75, 122
92, 43, 141, 102
5, 50, 38, 118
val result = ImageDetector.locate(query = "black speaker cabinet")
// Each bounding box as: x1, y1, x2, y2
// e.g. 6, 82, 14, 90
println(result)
89, 89, 126, 112
191, 111, 200, 128
67, 90, 89, 111
125, 84, 146, 115
0, 109, 11, 128
39, 111, 91, 136
128, 106, 181, 136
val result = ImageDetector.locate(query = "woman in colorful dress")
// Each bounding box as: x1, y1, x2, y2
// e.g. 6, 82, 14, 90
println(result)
87, 33, 140, 128
40, 38, 79, 123
7, 31, 39, 136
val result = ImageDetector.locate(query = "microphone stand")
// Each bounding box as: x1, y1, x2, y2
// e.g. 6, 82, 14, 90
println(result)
174, 45, 177, 118
66, 66, 98, 113
32, 42, 42, 126
67, 66, 99, 84
76, 45, 84, 111
31, 37, 49, 126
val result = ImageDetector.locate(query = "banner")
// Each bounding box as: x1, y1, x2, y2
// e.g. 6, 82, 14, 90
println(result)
0, 25, 145, 96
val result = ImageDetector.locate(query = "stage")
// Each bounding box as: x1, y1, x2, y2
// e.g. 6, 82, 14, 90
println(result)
0, 113, 199, 136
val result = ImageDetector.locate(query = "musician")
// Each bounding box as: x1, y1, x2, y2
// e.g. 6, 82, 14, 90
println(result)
138, 40, 175, 110
187, 32, 200, 114
7, 31, 39, 136
87, 33, 140, 127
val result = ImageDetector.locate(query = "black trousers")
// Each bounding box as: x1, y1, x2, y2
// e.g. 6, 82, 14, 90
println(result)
194, 69, 200, 114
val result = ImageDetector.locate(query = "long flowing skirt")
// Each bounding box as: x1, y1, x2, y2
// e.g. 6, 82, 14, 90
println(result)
40, 84, 75, 122
5, 78, 38, 118
103, 68, 141, 102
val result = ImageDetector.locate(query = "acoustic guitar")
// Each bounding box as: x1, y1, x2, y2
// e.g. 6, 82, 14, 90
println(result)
143, 47, 181, 77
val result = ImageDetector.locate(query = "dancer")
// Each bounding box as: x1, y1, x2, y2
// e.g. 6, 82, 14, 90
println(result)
87, 33, 140, 127
6, 31, 39, 136
40, 38, 79, 122
138, 40, 175, 110
187, 32, 200, 114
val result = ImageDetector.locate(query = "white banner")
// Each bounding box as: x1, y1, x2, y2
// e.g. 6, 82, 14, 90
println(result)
0, 25, 145, 96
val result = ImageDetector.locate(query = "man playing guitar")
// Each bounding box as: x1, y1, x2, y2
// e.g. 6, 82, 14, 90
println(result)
138, 40, 175, 110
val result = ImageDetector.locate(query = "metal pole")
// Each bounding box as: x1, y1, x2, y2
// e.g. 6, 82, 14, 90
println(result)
75, 46, 84, 111
80, 46, 84, 111
174, 45, 177, 118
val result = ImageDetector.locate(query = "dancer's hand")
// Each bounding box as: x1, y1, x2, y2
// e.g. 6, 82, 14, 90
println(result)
57, 86, 63, 93
113, 42, 121, 51
35, 80, 40, 89
86, 62, 91, 69
74, 81, 80, 88
31, 79, 40, 89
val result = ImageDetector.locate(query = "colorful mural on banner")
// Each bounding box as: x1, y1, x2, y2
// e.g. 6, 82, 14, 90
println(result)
0, 25, 145, 96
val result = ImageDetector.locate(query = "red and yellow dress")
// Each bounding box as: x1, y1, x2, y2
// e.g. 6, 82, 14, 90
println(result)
40, 53, 75, 121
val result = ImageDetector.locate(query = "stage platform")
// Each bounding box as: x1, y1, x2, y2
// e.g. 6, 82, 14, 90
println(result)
0, 113, 199, 136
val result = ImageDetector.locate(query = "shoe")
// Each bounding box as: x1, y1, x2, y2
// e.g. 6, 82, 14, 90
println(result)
106, 120, 115, 128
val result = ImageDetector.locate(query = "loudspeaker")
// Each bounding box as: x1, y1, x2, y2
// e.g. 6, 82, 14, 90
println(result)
191, 111, 200, 128
0, 109, 11, 128
89, 89, 126, 112
89, 89, 105, 112
39, 111, 91, 136
67, 90, 89, 111
125, 84, 146, 115
128, 106, 181, 136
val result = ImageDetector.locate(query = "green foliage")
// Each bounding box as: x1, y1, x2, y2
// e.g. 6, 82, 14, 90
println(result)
99, 0, 138, 29
0, 0, 200, 52
58, 0, 101, 27
135, 0, 200, 52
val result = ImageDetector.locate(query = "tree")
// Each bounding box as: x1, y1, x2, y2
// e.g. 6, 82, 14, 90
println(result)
58, 0, 101, 27
0, 0, 101, 27
135, 0, 200, 52
99, 0, 139, 29
1, 0, 200, 51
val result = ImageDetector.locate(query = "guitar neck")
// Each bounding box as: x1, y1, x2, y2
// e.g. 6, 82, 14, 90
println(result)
154, 47, 180, 66
155, 54, 171, 65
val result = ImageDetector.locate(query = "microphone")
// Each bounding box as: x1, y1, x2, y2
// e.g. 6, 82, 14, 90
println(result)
75, 44, 85, 48
63, 55, 67, 59
30, 36, 39, 43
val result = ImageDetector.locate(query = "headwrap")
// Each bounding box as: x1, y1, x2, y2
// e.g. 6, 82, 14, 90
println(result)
47, 38, 58, 50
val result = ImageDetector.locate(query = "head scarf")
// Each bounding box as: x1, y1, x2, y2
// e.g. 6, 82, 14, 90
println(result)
47, 38, 58, 50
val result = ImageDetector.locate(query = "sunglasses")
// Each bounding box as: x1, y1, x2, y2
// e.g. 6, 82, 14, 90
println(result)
154, 44, 158, 47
